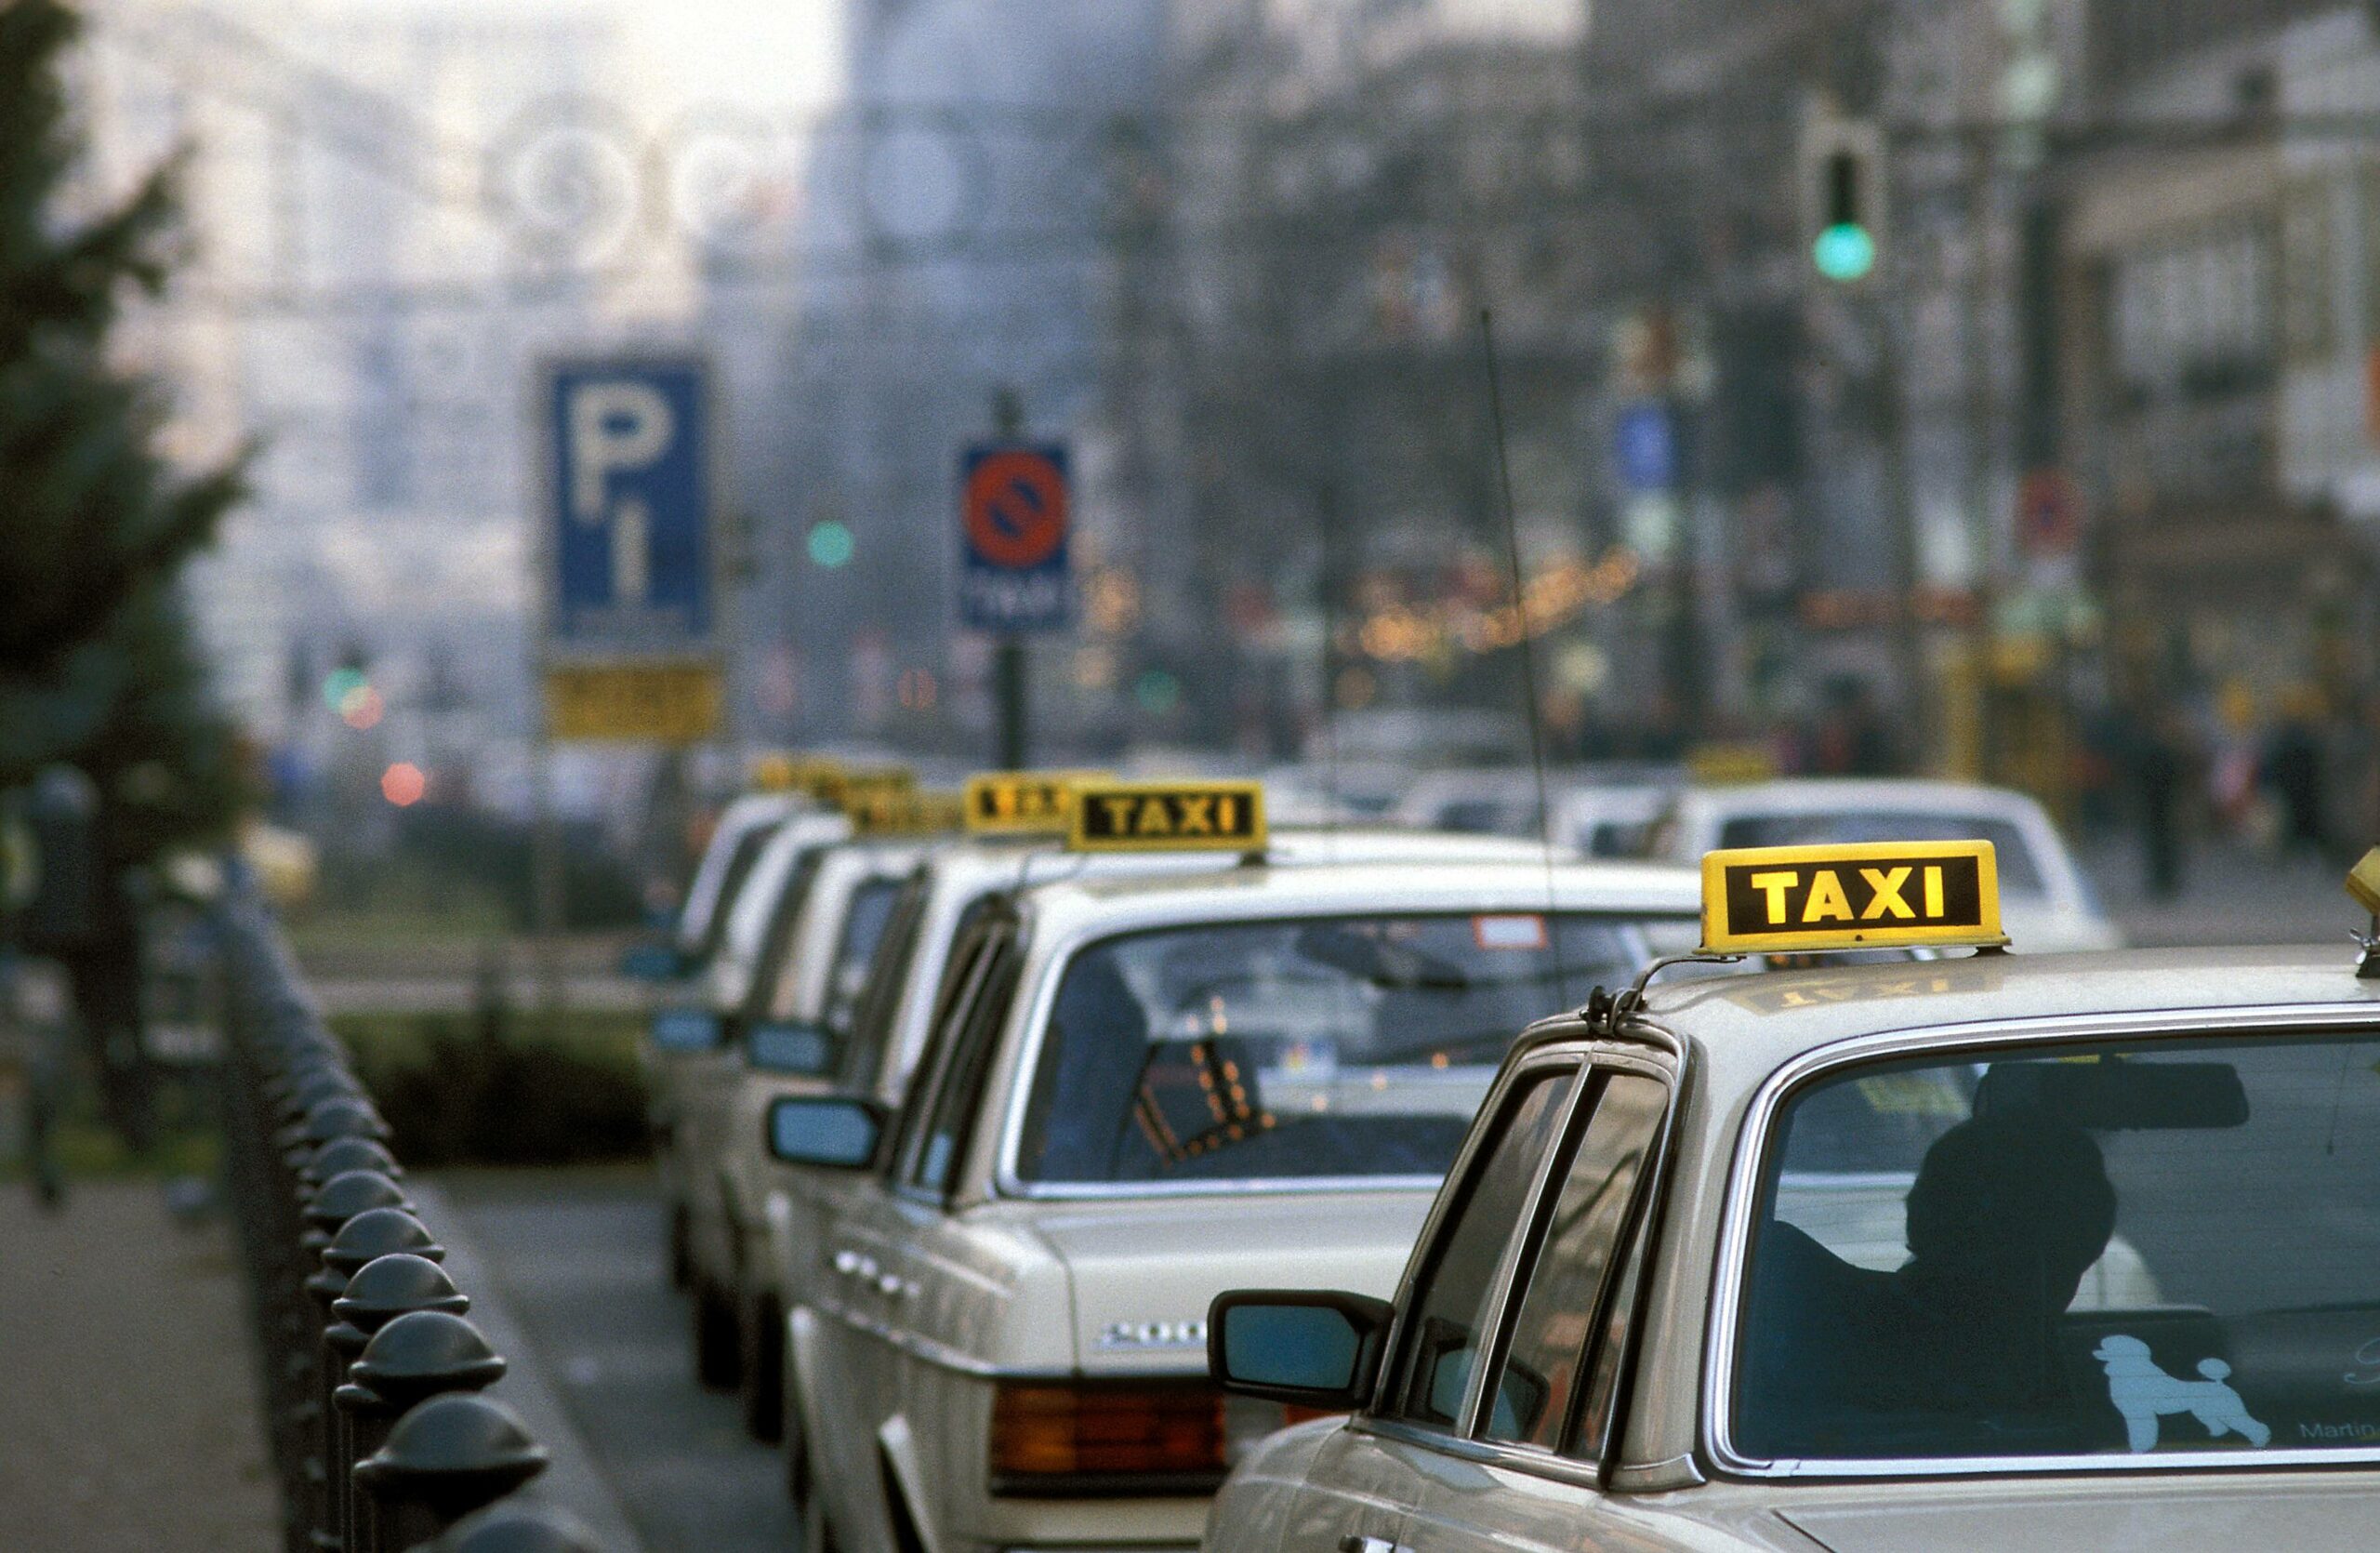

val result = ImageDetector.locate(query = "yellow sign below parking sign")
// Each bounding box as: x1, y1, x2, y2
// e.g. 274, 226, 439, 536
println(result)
1698, 840, 2006, 955
545, 662, 722, 743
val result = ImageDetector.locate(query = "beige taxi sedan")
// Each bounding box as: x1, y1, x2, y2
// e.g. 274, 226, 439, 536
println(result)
1205, 850, 2380, 1553
770, 827, 1703, 1553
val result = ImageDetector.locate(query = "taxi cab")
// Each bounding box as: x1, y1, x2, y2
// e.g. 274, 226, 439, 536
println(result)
658, 803, 851, 1332
701, 794, 957, 1421
1201, 842, 2380, 1553
1646, 778, 2120, 952
765, 780, 1704, 1553
741, 778, 1611, 1456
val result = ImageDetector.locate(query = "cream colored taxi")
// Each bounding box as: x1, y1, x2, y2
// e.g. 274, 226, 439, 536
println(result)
743, 778, 1602, 1460
1203, 842, 2380, 1553
766, 780, 1703, 1553
666, 803, 851, 1373
649, 790, 815, 1284
707, 794, 966, 1427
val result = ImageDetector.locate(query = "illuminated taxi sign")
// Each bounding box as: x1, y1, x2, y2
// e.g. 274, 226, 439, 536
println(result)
848, 788, 965, 838
963, 771, 1102, 836
1699, 840, 2006, 955
1066, 780, 1265, 854
2347, 846, 2380, 917
820, 765, 915, 810
750, 756, 851, 801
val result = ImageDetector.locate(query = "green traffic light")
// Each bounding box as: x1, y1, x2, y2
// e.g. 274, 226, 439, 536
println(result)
807, 520, 855, 568
1813, 222, 1876, 283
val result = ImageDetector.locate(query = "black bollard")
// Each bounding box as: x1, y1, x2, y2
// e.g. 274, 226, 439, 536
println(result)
327, 1256, 471, 1553
353, 1394, 548, 1551
302, 1137, 405, 1189
280, 1096, 392, 1166
345, 1313, 509, 1553
405, 1500, 602, 1553
305, 1169, 415, 1228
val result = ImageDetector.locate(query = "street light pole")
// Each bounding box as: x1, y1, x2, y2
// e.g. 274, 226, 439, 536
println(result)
991, 385, 1028, 770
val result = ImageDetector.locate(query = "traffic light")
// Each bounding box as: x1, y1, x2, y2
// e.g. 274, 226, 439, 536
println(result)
1802, 114, 1883, 285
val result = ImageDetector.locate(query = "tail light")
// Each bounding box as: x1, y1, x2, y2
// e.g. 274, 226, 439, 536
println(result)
988, 1381, 1340, 1496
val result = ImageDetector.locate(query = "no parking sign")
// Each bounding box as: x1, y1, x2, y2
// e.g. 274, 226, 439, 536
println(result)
959, 444, 1070, 632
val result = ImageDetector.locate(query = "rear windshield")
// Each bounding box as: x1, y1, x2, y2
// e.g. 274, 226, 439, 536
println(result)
1013, 912, 1658, 1187
1716, 813, 2045, 895
1733, 1032, 2380, 1464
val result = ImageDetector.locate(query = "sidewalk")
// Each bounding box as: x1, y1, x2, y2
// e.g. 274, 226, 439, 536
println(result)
2082, 836, 2355, 949
0, 1178, 278, 1550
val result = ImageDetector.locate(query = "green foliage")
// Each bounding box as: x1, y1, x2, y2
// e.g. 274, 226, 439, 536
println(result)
0, 0, 250, 859
332, 1010, 653, 1167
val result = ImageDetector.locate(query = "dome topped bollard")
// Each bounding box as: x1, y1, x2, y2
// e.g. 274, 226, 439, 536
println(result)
354, 1394, 549, 1551
404, 1500, 602, 1553
343, 1311, 507, 1553
325, 1257, 472, 1553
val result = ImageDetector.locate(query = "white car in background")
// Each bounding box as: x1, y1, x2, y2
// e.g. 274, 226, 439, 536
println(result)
1648, 777, 2122, 952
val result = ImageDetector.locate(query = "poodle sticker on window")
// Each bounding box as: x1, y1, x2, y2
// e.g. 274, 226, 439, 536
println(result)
2092, 1334, 2271, 1453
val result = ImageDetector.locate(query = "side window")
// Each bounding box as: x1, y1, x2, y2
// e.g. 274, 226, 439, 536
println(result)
835, 876, 929, 1088
884, 927, 1000, 1174
906, 936, 1023, 1198
1382, 1067, 1577, 1427
1482, 1071, 1669, 1453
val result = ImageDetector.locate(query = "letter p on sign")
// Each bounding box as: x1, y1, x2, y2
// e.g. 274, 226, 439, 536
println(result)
569, 380, 675, 523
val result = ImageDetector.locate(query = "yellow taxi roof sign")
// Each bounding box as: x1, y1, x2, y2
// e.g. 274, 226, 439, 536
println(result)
848, 788, 965, 838
1699, 840, 2007, 955
1066, 779, 1265, 854
962, 770, 1105, 836
820, 764, 915, 809
2347, 846, 2380, 917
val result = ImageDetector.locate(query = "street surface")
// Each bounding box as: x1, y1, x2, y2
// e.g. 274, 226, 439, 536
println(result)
437, 1168, 800, 1553
0, 1178, 277, 1551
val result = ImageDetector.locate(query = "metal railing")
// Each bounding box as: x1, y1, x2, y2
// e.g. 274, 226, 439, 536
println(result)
213, 872, 613, 1553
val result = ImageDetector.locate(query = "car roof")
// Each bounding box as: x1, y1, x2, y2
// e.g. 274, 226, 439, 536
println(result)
1632, 943, 2380, 1079
1020, 856, 1701, 944
1673, 776, 2051, 817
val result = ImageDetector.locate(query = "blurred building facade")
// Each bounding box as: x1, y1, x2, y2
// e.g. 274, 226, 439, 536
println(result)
77, 0, 696, 824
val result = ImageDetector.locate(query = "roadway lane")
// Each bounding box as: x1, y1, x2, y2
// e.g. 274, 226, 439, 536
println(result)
435, 1168, 800, 1552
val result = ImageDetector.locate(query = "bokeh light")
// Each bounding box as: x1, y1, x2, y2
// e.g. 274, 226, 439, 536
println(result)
322, 667, 367, 712
1133, 669, 1182, 715
380, 763, 427, 806
339, 684, 384, 730
807, 520, 855, 568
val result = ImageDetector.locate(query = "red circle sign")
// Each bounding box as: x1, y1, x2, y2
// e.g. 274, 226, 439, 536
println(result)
964, 450, 1068, 569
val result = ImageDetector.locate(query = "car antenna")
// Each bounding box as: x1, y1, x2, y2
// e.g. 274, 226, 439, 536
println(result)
1317, 480, 1343, 860
1479, 306, 1569, 997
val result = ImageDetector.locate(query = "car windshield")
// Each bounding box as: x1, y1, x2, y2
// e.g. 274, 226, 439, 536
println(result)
1013, 912, 1655, 1186
1733, 1032, 2380, 1464
1715, 812, 2046, 895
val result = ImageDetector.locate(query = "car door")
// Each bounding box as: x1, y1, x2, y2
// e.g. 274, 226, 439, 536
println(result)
1393, 1055, 1680, 1553
1275, 1055, 1588, 1553
811, 917, 1022, 1552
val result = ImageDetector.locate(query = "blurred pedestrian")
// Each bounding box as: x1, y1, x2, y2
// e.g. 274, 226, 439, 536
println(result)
2131, 708, 2190, 900
1811, 678, 1896, 776
2258, 688, 2327, 862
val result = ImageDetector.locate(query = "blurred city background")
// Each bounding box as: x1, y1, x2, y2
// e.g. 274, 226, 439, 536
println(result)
7, 1, 2380, 1544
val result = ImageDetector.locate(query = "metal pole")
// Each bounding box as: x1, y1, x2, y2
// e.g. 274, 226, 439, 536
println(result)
991, 387, 1028, 769
529, 726, 564, 1023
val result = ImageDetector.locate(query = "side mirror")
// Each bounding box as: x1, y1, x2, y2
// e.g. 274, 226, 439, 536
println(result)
620, 942, 683, 982
1208, 1289, 1395, 1411
650, 1007, 725, 1053
747, 1020, 832, 1074
766, 1095, 885, 1170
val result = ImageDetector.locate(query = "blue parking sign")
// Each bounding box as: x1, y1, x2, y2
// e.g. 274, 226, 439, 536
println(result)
545, 358, 714, 654
1614, 401, 1676, 493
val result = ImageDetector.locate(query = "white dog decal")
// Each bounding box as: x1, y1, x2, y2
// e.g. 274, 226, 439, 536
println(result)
2092, 1334, 2270, 1453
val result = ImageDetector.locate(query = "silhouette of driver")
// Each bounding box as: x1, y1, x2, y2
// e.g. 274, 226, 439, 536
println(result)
1739, 1107, 2117, 1452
